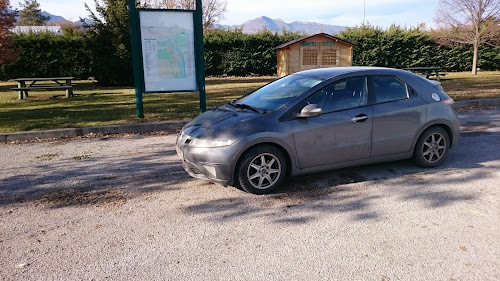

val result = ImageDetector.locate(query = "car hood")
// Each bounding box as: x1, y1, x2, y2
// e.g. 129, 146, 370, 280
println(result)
182, 105, 266, 138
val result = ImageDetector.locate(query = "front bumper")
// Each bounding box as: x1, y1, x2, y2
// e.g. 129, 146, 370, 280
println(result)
176, 139, 235, 185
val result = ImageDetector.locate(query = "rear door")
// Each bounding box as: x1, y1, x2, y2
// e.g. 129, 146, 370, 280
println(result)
369, 75, 427, 157
292, 76, 373, 169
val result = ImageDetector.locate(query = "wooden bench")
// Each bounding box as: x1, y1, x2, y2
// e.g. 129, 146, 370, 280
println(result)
403, 67, 445, 81
11, 77, 74, 100
424, 72, 447, 79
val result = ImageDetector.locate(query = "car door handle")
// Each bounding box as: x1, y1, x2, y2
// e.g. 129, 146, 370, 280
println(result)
351, 114, 368, 122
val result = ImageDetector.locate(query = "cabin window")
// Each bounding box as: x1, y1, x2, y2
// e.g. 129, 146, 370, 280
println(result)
302, 47, 318, 65
322, 48, 337, 65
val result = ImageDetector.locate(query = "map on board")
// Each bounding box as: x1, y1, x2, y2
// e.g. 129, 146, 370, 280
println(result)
139, 11, 197, 92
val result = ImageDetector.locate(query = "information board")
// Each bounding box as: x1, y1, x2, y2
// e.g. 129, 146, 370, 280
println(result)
139, 11, 197, 92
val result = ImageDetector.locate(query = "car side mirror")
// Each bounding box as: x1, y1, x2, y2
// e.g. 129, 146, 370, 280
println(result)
296, 104, 322, 118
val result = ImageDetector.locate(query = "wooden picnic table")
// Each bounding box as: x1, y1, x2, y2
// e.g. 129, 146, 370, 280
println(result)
11, 77, 74, 100
403, 67, 444, 81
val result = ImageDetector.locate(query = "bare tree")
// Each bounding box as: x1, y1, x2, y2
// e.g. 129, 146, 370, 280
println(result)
433, 0, 500, 74
139, 0, 227, 30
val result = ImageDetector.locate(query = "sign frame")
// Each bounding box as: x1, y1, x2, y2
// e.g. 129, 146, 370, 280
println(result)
138, 9, 198, 93
128, 1, 206, 118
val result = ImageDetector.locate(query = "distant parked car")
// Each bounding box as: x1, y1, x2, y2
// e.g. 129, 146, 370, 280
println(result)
176, 67, 460, 194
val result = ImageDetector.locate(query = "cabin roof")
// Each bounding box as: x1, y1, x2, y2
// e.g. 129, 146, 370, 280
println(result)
275, 33, 355, 49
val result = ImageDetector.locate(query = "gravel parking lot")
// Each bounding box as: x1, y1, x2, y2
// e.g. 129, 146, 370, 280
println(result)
1, 109, 499, 281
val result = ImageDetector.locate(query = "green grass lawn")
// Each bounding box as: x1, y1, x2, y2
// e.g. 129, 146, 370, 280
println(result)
0, 71, 499, 133
0, 77, 274, 133
440, 71, 500, 101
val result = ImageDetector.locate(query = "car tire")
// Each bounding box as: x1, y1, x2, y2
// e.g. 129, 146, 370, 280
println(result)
414, 127, 450, 168
236, 145, 287, 195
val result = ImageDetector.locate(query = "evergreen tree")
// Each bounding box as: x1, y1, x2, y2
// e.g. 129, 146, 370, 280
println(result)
84, 0, 133, 86
18, 0, 49, 26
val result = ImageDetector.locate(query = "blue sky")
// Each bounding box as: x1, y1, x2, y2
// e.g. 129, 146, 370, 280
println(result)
12, 0, 439, 28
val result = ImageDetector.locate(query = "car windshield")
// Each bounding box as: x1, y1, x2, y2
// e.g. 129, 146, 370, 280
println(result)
235, 74, 324, 111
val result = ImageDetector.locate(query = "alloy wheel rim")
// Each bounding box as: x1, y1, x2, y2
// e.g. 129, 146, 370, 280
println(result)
247, 153, 282, 190
422, 133, 446, 163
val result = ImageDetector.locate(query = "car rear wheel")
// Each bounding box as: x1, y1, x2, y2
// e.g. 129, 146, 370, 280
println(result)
236, 145, 287, 195
414, 127, 450, 167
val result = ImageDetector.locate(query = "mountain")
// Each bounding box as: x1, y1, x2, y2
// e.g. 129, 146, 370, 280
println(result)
41, 11, 72, 24
8, 9, 92, 26
225, 16, 347, 35
288, 20, 346, 35
39, 11, 93, 25
79, 18, 94, 25
9, 11, 340, 34
240, 16, 289, 34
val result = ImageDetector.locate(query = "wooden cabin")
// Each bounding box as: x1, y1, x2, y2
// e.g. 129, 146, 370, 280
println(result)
276, 33, 355, 77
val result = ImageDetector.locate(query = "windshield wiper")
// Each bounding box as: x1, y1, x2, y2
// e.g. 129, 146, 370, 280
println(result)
228, 101, 264, 114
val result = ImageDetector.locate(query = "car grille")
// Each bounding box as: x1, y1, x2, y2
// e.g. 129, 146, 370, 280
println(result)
186, 162, 202, 175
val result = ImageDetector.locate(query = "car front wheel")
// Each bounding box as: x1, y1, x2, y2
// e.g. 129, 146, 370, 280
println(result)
236, 145, 287, 195
414, 127, 450, 167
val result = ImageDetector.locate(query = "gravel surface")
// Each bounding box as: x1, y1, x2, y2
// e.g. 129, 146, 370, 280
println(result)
1, 109, 499, 281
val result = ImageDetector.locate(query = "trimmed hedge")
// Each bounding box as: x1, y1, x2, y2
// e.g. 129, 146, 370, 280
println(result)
0, 32, 92, 80
1, 26, 499, 82
204, 29, 301, 76
339, 25, 500, 71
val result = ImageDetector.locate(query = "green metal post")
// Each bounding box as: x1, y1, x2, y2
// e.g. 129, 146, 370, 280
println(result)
65, 79, 73, 98
195, 0, 206, 112
127, 0, 145, 119
18, 81, 25, 100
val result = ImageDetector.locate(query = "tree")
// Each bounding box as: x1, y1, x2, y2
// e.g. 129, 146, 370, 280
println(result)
84, 0, 133, 86
339, 25, 442, 69
140, 0, 227, 29
0, 0, 19, 63
18, 0, 49, 26
433, 0, 500, 74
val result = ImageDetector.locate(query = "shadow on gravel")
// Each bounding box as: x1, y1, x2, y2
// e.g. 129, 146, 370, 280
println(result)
0, 140, 191, 208
183, 128, 499, 224
1, 115, 498, 224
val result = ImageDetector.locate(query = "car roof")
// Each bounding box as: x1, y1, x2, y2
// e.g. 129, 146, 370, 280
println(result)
293, 66, 405, 79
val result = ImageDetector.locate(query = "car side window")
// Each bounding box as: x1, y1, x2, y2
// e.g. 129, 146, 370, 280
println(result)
305, 77, 368, 113
371, 76, 409, 103
407, 85, 418, 97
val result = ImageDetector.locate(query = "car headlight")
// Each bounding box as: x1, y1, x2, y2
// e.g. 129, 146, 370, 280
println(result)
188, 137, 235, 148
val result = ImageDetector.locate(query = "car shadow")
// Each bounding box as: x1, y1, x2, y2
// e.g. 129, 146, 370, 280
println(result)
1, 117, 497, 225
182, 127, 498, 224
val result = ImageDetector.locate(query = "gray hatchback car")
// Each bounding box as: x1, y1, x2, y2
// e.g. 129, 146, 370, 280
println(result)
176, 67, 460, 194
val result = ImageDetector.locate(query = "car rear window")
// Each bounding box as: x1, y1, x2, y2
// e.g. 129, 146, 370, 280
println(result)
371, 76, 409, 103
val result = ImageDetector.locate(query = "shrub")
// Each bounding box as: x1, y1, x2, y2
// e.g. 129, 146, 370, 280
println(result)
0, 32, 92, 80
